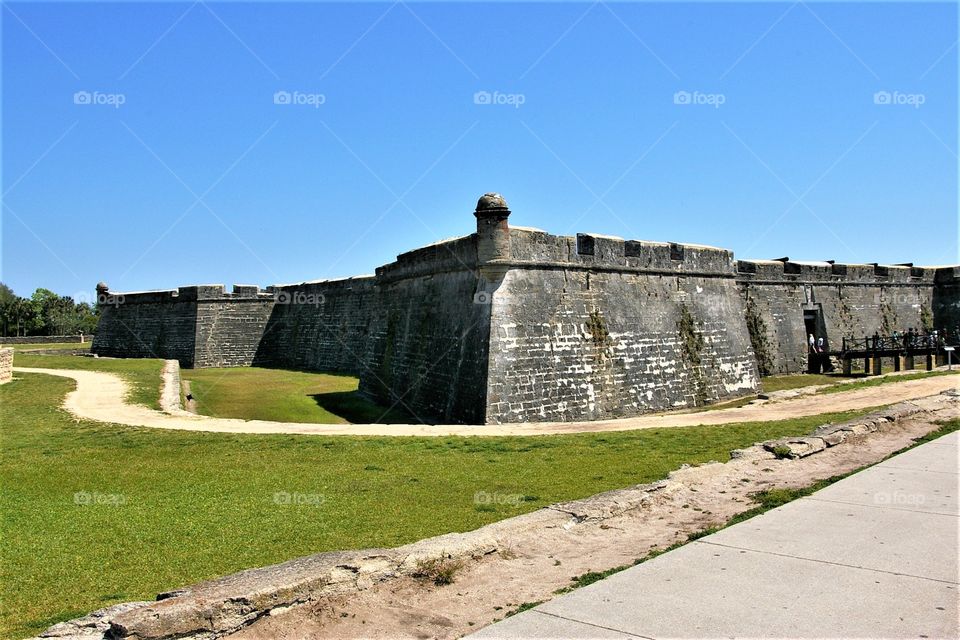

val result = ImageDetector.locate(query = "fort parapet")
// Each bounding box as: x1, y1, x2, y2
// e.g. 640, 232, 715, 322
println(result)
93, 194, 960, 424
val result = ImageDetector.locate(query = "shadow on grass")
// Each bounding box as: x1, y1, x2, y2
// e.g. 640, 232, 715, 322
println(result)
310, 391, 418, 424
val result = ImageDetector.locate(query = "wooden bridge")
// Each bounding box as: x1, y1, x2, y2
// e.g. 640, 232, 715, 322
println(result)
832, 334, 946, 376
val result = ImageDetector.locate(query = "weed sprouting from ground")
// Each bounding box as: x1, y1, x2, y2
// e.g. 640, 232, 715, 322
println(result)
413, 557, 464, 586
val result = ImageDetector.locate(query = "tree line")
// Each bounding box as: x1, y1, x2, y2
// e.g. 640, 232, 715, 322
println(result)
0, 284, 99, 337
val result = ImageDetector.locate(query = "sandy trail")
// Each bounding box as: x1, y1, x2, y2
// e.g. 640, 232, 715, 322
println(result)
13, 366, 959, 436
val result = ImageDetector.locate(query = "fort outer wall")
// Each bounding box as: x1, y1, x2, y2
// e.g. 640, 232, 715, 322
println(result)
482, 228, 760, 424
93, 241, 492, 424
92, 286, 200, 367
92, 285, 275, 368
254, 238, 492, 424
933, 266, 960, 334
91, 192, 960, 425
736, 261, 950, 375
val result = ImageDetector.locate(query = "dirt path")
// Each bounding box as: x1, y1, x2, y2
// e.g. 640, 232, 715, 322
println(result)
13, 366, 959, 436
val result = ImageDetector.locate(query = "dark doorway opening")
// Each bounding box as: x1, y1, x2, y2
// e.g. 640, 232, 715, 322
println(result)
804, 308, 831, 373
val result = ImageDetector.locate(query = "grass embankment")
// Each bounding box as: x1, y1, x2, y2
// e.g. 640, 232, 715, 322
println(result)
0, 371, 886, 639
10, 353, 164, 409
181, 367, 413, 424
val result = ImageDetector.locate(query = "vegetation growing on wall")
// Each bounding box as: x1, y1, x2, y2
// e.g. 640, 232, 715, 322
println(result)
585, 308, 613, 362
744, 296, 774, 376
677, 303, 707, 404
677, 304, 704, 366
921, 304, 933, 332
837, 289, 854, 331
880, 299, 896, 335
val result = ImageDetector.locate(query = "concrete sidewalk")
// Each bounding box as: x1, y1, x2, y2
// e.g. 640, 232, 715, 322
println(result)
470, 432, 960, 639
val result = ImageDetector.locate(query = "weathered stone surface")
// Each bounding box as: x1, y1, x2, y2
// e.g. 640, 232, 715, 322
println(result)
475, 192, 509, 212
738, 261, 952, 376
764, 402, 926, 457
764, 437, 827, 458
0, 347, 12, 384
104, 531, 498, 640
840, 423, 872, 436
550, 480, 669, 522
34, 601, 152, 639
729, 445, 772, 461
821, 431, 846, 447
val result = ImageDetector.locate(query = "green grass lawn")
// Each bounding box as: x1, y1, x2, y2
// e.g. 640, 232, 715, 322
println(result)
181, 367, 413, 424
0, 372, 887, 639
10, 353, 164, 409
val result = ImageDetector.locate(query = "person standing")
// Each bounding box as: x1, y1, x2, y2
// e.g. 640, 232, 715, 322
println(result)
808, 333, 818, 373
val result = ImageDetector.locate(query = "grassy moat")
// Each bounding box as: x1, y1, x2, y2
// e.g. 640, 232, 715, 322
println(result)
11, 346, 954, 424
2, 351, 954, 639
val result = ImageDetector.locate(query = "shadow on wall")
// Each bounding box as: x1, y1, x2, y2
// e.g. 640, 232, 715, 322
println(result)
309, 391, 418, 425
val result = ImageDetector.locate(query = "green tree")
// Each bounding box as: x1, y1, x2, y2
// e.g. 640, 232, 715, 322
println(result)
0, 283, 16, 336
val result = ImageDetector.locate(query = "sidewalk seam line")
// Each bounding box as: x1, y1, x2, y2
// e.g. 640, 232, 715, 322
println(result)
876, 465, 959, 475
804, 496, 959, 517
532, 610, 656, 639
694, 541, 960, 585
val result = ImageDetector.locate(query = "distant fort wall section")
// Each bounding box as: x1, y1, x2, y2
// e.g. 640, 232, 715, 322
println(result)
737, 261, 943, 375
92, 194, 960, 424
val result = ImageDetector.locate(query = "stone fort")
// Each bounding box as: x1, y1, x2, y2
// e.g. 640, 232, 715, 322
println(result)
93, 194, 960, 424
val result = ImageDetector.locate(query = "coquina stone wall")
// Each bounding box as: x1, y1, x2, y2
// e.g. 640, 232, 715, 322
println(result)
359, 236, 491, 424
933, 266, 960, 335
484, 230, 759, 423
92, 285, 275, 368
253, 278, 376, 375
737, 261, 942, 375
193, 286, 275, 368
91, 194, 960, 424
92, 289, 199, 366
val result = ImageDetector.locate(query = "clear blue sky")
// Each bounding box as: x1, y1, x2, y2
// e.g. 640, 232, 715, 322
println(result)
3, 1, 957, 300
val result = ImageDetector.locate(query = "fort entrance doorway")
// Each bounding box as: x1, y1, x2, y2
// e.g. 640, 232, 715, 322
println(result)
804, 307, 830, 373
